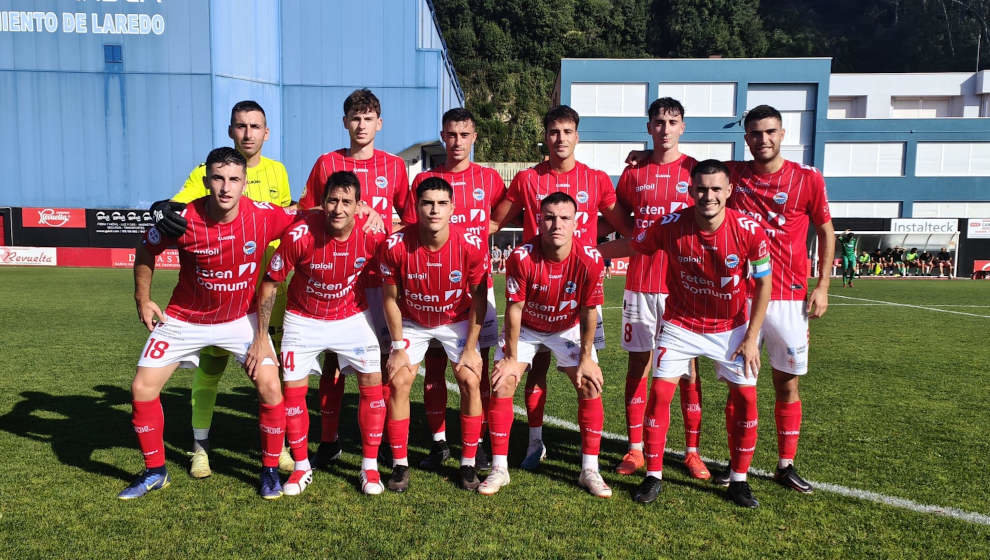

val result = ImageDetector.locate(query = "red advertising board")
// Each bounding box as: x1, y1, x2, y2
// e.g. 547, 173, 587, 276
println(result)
22, 208, 87, 228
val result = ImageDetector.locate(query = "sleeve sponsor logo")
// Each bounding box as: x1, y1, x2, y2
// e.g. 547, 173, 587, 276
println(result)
386, 232, 404, 249
463, 232, 483, 249
147, 226, 162, 245
506, 276, 519, 294
253, 202, 274, 210
582, 245, 601, 263
288, 223, 309, 242
736, 216, 760, 234
270, 253, 284, 272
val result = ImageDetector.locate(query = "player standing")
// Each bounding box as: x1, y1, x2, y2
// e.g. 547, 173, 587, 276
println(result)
252, 171, 387, 495
613, 98, 709, 480
599, 159, 772, 507
723, 105, 835, 493
491, 105, 631, 470
150, 101, 296, 478
483, 192, 610, 497
400, 108, 506, 471
378, 178, 489, 492
299, 89, 410, 468
839, 230, 857, 287
120, 147, 297, 500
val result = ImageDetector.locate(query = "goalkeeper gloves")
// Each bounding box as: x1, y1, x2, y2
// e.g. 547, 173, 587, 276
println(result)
150, 199, 188, 237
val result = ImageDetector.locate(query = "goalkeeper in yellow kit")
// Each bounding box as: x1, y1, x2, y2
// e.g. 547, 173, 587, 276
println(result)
152, 101, 294, 477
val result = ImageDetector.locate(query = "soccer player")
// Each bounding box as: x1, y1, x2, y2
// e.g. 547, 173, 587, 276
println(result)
491, 105, 632, 470
400, 108, 506, 472
378, 177, 489, 492
722, 105, 835, 493
483, 192, 610, 497
149, 101, 296, 478
251, 171, 388, 496
119, 147, 297, 500
839, 230, 857, 287
599, 159, 772, 508
613, 97, 708, 480
298, 88, 410, 468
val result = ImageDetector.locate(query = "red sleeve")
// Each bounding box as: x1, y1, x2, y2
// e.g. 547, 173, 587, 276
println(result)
299, 156, 324, 210
465, 239, 487, 287
392, 163, 411, 219
631, 218, 667, 255
266, 222, 308, 283
505, 171, 526, 204
402, 173, 425, 225
504, 250, 528, 303
581, 250, 605, 307
807, 168, 832, 226
141, 225, 174, 256
596, 170, 617, 210
488, 170, 507, 210
362, 230, 386, 284
269, 207, 299, 242
377, 234, 403, 285
615, 168, 635, 211
747, 226, 771, 263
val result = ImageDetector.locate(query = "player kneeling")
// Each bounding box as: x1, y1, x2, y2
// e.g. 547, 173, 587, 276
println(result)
251, 171, 388, 496
484, 192, 611, 498
600, 160, 771, 508
378, 178, 489, 492
120, 148, 297, 500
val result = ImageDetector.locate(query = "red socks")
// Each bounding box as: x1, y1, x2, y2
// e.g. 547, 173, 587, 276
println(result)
258, 400, 286, 468
644, 380, 677, 473
775, 400, 802, 461
358, 384, 386, 460
524, 384, 546, 428
460, 414, 483, 460
679, 377, 702, 449
386, 417, 409, 463
488, 396, 514, 456
624, 374, 648, 446
319, 372, 345, 443
724, 395, 736, 453
423, 349, 448, 437
577, 396, 604, 456
132, 397, 165, 469
729, 385, 758, 475
283, 386, 309, 462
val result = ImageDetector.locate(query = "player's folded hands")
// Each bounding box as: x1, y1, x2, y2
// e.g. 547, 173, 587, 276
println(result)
386, 349, 410, 380
457, 347, 483, 379
491, 357, 524, 392
575, 357, 604, 394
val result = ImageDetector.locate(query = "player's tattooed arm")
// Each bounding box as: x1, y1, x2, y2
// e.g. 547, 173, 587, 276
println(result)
245, 280, 279, 380
491, 300, 525, 393
808, 220, 835, 319
457, 282, 487, 379
133, 245, 165, 331
382, 283, 410, 381
574, 305, 604, 395
734, 274, 772, 379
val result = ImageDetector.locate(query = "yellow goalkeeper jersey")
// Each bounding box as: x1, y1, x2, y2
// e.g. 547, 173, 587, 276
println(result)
173, 155, 292, 207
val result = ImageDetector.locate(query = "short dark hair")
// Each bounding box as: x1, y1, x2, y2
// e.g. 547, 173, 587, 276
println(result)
540, 191, 577, 211
543, 105, 580, 131
230, 100, 266, 125
323, 171, 361, 203
206, 147, 247, 172
442, 107, 475, 128
648, 97, 685, 120
690, 159, 730, 183
344, 88, 381, 117
416, 177, 454, 201
743, 104, 783, 129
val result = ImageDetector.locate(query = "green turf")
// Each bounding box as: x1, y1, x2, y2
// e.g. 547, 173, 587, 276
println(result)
0, 268, 988, 558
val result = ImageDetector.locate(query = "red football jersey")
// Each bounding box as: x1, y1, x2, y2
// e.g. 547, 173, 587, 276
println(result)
615, 155, 697, 294
504, 237, 605, 334
632, 207, 771, 334
142, 197, 297, 324
265, 210, 385, 321
505, 160, 617, 242
299, 149, 410, 233
377, 229, 488, 327
726, 160, 831, 301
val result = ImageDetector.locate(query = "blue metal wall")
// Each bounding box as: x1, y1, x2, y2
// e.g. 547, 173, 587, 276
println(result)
0, 0, 463, 208
559, 58, 990, 217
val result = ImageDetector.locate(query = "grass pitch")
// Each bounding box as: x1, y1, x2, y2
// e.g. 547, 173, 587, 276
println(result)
0, 268, 988, 559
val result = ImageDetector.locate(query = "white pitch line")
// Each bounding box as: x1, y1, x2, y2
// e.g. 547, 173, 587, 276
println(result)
831, 303, 990, 308
420, 369, 990, 526
830, 294, 990, 318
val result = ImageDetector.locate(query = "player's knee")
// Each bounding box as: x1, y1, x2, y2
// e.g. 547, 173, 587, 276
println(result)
255, 374, 283, 405
578, 384, 600, 400
357, 371, 383, 387
389, 368, 414, 395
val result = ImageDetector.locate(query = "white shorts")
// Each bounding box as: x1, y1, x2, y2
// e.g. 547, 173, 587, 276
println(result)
136, 313, 277, 370
621, 290, 666, 352
536, 306, 604, 355
761, 300, 809, 375
364, 286, 391, 349
495, 323, 598, 369
480, 286, 499, 349
654, 322, 755, 386
280, 311, 381, 382
402, 319, 474, 366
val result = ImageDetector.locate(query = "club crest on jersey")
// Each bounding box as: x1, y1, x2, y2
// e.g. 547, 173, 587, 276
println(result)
506, 276, 520, 294
449, 270, 462, 283
773, 192, 788, 205
676, 181, 689, 194
473, 188, 485, 201
724, 254, 740, 269
375, 176, 388, 189
270, 254, 284, 272
243, 241, 257, 255
147, 226, 161, 245
564, 281, 577, 294
354, 257, 367, 268
575, 191, 589, 204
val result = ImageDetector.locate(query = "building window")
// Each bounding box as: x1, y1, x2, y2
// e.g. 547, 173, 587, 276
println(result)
828, 202, 901, 218
824, 143, 904, 177
574, 142, 647, 176
912, 202, 990, 218
104, 44, 123, 64
890, 96, 952, 118
679, 143, 734, 162
658, 83, 736, 117
916, 143, 990, 176
570, 83, 647, 117
828, 96, 866, 119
